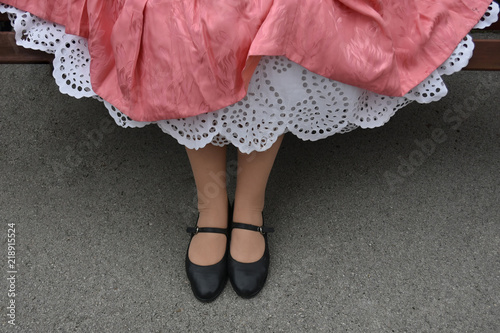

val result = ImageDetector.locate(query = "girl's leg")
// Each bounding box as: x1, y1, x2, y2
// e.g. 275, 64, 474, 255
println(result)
185, 144, 228, 265
231, 135, 284, 262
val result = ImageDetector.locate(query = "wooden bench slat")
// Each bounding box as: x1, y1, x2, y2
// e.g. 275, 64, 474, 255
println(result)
0, 13, 9, 22
0, 31, 54, 64
485, 19, 500, 30
0, 10, 499, 69
465, 39, 500, 70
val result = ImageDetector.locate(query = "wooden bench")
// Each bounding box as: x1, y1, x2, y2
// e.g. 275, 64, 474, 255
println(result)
0, 12, 54, 63
466, 9, 500, 70
1, 9, 499, 69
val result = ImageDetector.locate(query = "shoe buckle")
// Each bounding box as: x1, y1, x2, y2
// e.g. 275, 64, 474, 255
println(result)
257, 226, 264, 234
194, 227, 199, 235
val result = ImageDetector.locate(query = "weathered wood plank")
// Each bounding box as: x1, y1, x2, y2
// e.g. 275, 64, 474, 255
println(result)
465, 40, 500, 70
0, 31, 54, 64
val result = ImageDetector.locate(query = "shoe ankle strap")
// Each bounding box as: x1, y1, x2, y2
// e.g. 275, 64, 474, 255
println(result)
186, 227, 228, 235
231, 222, 274, 234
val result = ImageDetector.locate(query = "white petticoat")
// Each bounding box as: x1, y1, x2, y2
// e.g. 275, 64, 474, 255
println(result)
1, 2, 499, 153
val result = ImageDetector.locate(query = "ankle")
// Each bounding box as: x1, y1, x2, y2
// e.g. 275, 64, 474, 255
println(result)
232, 208, 263, 226
196, 197, 229, 228
197, 209, 228, 228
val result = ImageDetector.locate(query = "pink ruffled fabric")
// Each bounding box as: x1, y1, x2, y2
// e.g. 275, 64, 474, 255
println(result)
3, 0, 492, 121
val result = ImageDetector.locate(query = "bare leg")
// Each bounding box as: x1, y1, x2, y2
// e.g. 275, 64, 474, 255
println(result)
185, 144, 228, 265
231, 135, 284, 263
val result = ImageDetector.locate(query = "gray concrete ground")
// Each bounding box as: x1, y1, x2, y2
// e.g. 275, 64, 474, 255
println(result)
0, 64, 499, 332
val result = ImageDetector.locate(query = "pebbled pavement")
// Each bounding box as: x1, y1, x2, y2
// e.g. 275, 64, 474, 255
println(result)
0, 64, 499, 332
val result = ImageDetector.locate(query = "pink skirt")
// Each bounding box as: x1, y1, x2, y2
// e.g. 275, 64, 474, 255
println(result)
1, 1, 498, 152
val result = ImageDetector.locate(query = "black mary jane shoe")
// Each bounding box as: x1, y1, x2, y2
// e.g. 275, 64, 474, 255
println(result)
185, 226, 229, 302
228, 222, 274, 298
